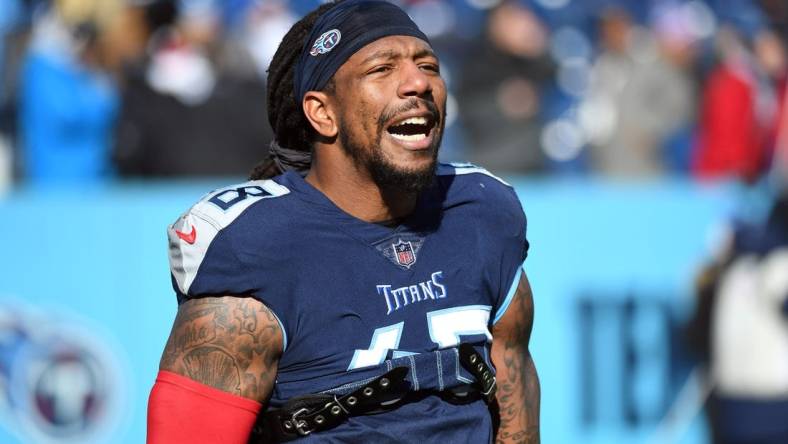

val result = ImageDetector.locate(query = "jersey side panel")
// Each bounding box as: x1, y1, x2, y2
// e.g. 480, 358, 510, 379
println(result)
438, 163, 529, 323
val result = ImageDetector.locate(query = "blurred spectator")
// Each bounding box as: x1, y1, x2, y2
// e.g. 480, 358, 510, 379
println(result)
692, 26, 786, 182
774, 81, 788, 186
454, 0, 553, 174
112, 0, 274, 178
759, 0, 787, 43
688, 187, 788, 444
236, 0, 295, 81
0, 0, 26, 191
581, 7, 697, 178
17, 0, 123, 184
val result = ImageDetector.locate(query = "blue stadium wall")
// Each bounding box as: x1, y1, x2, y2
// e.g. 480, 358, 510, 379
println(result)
0, 178, 737, 443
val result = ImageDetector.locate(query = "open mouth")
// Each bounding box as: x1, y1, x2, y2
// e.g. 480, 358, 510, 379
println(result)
386, 116, 436, 143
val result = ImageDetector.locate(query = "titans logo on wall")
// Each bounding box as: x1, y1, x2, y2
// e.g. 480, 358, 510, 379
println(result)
0, 302, 124, 444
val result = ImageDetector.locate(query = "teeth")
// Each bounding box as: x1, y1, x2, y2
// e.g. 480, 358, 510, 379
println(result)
391, 133, 427, 142
397, 117, 428, 126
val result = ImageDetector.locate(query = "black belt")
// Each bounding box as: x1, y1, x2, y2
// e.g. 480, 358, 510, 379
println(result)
456, 343, 497, 403
253, 344, 496, 443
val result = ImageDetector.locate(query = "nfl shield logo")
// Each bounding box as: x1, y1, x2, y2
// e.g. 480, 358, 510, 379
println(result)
393, 240, 416, 268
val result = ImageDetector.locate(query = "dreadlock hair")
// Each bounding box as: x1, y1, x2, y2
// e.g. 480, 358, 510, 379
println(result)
249, 1, 339, 181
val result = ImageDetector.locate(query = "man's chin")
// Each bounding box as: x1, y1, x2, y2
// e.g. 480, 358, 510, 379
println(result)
369, 159, 437, 195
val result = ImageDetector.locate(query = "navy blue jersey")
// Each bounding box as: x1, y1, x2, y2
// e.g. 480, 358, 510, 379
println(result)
168, 163, 529, 443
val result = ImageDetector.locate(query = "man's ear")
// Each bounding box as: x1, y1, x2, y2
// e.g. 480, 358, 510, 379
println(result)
302, 92, 338, 138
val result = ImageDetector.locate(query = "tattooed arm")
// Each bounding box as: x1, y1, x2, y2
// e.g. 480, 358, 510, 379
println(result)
491, 272, 540, 444
148, 296, 283, 442
158, 296, 283, 401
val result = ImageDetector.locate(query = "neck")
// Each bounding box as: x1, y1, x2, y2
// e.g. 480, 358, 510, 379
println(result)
305, 150, 419, 224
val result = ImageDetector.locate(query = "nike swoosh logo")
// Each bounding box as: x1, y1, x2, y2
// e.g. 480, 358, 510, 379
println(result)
175, 226, 197, 244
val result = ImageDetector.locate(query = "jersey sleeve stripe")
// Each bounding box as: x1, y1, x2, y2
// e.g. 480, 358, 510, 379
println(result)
269, 307, 288, 352
492, 266, 523, 325
443, 162, 512, 187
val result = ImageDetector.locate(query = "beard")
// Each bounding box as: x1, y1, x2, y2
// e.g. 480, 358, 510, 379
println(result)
338, 99, 444, 195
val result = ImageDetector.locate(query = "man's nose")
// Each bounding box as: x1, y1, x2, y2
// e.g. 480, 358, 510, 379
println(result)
398, 61, 433, 98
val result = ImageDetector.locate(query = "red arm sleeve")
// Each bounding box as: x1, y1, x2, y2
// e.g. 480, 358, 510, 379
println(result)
147, 371, 262, 444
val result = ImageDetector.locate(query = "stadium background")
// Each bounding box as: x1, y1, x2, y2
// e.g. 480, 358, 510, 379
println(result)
0, 0, 786, 443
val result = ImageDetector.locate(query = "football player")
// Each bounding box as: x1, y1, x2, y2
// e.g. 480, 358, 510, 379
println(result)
147, 1, 540, 442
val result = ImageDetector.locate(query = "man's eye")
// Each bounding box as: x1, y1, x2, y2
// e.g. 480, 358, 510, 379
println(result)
420, 64, 439, 73
369, 65, 392, 74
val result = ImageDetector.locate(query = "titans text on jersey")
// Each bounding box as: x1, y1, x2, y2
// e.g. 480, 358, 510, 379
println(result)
377, 270, 447, 315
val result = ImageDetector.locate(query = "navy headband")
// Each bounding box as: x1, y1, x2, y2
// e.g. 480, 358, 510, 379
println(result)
294, 0, 430, 106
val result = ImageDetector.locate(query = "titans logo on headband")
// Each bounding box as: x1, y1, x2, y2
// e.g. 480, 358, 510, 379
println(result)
310, 29, 342, 56
294, 0, 430, 102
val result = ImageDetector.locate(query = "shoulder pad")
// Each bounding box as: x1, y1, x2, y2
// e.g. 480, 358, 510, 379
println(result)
168, 180, 290, 295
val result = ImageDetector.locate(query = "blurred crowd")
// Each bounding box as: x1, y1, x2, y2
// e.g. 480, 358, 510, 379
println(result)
0, 0, 787, 189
